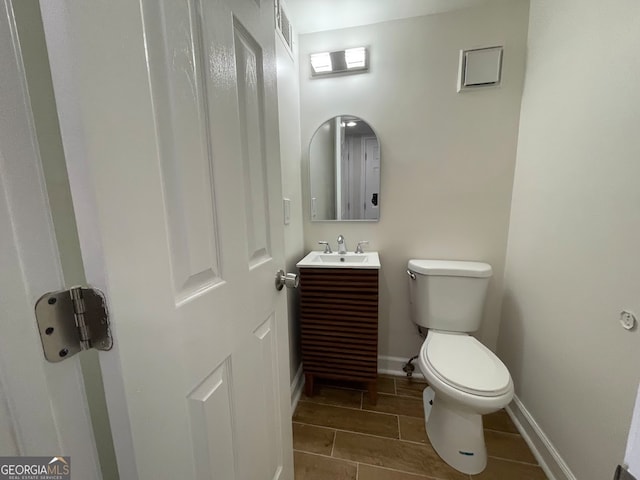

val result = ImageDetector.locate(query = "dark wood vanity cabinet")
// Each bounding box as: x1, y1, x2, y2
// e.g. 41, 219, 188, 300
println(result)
299, 267, 379, 403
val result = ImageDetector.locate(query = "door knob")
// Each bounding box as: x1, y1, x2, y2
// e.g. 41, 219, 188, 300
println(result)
275, 269, 299, 290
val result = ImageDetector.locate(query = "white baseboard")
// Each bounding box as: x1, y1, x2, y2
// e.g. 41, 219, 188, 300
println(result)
290, 364, 304, 413
377, 355, 424, 380
506, 395, 576, 480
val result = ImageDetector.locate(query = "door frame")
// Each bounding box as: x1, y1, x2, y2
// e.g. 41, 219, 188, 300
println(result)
38, 2, 138, 478
361, 135, 379, 220
0, 0, 102, 476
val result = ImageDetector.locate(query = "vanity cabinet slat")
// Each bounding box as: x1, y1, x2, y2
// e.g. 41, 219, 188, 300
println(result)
299, 267, 379, 403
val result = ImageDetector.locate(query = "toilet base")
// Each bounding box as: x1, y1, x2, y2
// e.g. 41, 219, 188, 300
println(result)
423, 387, 487, 475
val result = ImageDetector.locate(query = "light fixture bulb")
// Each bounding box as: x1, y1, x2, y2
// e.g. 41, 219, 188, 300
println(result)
345, 47, 366, 69
310, 52, 332, 73
346, 121, 357, 127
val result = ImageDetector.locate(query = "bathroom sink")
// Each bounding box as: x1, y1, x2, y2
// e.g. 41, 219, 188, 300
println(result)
317, 254, 367, 264
296, 251, 380, 269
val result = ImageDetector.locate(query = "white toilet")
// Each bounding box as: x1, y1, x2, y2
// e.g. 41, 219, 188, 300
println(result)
407, 259, 514, 475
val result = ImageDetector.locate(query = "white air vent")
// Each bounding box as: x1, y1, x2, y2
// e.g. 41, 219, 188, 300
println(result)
275, 0, 293, 53
457, 46, 503, 92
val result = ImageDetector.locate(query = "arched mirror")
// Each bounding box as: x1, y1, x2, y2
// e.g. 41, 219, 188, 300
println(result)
309, 115, 380, 221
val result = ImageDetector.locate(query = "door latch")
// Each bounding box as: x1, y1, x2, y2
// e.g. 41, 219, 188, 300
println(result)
34, 287, 113, 362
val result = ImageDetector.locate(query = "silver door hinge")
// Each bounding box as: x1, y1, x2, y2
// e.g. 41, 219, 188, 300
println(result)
35, 287, 113, 362
614, 465, 637, 480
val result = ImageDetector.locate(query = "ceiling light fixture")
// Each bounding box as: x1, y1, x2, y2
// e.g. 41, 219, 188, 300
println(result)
346, 121, 357, 127
310, 47, 369, 77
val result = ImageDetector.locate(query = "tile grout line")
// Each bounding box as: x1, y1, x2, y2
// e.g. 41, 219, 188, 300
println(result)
330, 429, 336, 458
393, 393, 426, 400
487, 454, 541, 467
296, 399, 425, 419
297, 400, 396, 416
304, 389, 425, 401
293, 450, 360, 472
293, 422, 425, 446
348, 460, 454, 480
301, 395, 426, 414
483, 427, 524, 436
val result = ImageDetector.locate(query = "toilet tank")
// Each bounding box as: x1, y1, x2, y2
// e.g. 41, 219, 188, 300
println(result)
408, 259, 492, 333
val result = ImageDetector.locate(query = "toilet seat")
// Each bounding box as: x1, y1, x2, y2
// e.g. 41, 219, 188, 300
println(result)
421, 331, 511, 397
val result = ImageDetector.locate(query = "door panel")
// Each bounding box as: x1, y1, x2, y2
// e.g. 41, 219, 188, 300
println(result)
143, 0, 223, 305
237, 315, 282, 479
234, 21, 272, 267
41, 0, 292, 478
187, 358, 236, 480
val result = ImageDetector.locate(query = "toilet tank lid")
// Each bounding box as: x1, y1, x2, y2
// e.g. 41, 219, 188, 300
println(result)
408, 259, 492, 278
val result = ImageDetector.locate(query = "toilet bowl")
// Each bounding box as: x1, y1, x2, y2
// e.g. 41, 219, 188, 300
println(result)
418, 330, 513, 474
407, 259, 514, 475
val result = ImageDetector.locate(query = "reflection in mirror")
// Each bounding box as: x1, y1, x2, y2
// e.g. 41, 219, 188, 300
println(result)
309, 116, 380, 221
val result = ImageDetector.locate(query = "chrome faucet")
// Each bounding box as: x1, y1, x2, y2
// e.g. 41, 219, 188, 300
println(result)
318, 241, 332, 253
337, 235, 347, 254
355, 241, 369, 254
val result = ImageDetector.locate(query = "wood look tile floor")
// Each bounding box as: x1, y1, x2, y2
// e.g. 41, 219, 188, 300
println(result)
292, 375, 548, 480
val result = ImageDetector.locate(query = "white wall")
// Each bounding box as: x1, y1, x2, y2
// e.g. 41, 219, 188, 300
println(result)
298, 0, 529, 362
498, 1, 640, 479
275, 25, 305, 381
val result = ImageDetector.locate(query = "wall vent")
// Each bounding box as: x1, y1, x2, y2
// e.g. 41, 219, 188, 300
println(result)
457, 46, 503, 92
275, 0, 293, 53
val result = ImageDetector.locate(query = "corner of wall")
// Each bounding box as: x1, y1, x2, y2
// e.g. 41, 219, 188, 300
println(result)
275, 17, 305, 383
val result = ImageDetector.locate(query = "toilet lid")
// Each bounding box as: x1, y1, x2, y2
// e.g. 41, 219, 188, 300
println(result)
423, 331, 511, 397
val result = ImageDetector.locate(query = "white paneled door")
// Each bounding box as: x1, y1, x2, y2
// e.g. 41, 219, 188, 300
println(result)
363, 137, 380, 221
39, 0, 294, 479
